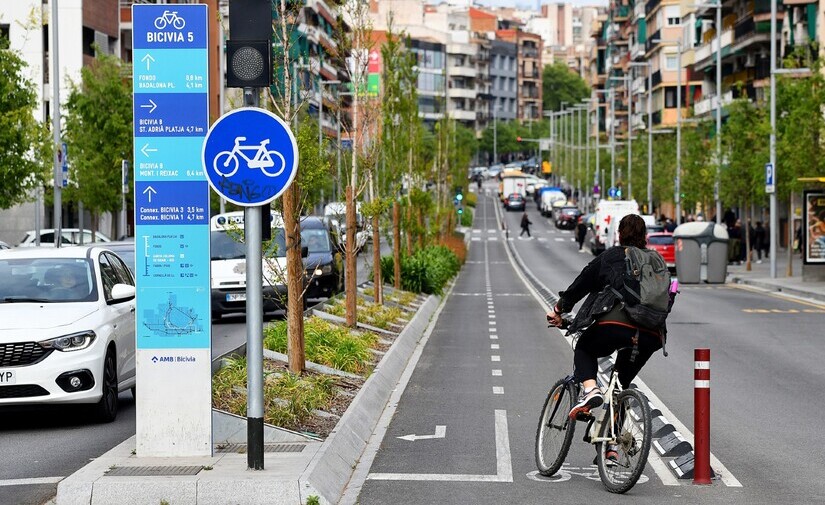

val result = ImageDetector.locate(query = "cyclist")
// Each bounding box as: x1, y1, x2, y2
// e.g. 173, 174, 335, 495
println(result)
546, 214, 664, 420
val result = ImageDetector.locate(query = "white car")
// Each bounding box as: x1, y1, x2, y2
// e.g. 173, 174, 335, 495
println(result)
18, 228, 112, 248
0, 246, 136, 422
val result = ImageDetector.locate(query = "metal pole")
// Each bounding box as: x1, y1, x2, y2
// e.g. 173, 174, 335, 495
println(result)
627, 76, 633, 201
51, 0, 62, 247
769, 0, 777, 278
676, 41, 683, 225
713, 0, 716, 224
610, 88, 616, 191
648, 66, 653, 216
577, 106, 582, 204
596, 96, 600, 200
336, 99, 341, 202
694, 348, 712, 484
586, 102, 591, 210
493, 103, 497, 164
319, 82, 324, 164
244, 87, 264, 470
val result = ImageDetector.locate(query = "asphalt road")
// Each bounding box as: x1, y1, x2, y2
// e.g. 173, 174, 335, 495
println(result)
0, 246, 376, 505
357, 183, 825, 504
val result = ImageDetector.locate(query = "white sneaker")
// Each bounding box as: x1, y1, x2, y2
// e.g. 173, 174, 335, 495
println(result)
569, 387, 604, 419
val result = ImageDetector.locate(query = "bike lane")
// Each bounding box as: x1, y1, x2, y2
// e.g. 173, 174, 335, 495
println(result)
353, 189, 739, 504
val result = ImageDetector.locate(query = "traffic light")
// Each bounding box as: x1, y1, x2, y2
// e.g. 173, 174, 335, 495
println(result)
227, 0, 273, 88
457, 206, 464, 215
616, 183, 623, 199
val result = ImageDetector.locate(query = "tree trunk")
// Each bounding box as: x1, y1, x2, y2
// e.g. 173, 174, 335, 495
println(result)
372, 214, 382, 305
744, 203, 752, 271
405, 205, 413, 254
345, 186, 357, 327
417, 207, 424, 250
283, 186, 304, 373
393, 202, 401, 290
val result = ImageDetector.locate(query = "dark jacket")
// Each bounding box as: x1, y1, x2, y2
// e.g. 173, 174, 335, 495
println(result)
521, 214, 532, 228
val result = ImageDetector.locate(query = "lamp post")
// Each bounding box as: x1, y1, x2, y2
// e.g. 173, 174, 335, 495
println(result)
652, 38, 683, 223
593, 89, 611, 199
582, 98, 593, 210
629, 61, 653, 214
609, 75, 631, 199
493, 101, 498, 165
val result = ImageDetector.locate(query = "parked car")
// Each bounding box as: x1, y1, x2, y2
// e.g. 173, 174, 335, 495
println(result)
104, 239, 136, 274
647, 232, 676, 270
0, 246, 136, 422
18, 229, 111, 248
301, 216, 344, 300
504, 193, 526, 212
487, 165, 504, 180
555, 206, 582, 230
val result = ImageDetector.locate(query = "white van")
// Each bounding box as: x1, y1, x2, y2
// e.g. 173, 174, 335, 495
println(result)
210, 211, 289, 320
539, 189, 567, 216
589, 199, 640, 255
323, 202, 368, 253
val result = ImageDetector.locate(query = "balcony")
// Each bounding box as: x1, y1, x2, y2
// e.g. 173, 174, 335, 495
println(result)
450, 109, 476, 121
645, 0, 660, 15
694, 29, 733, 67
449, 87, 477, 99
693, 91, 733, 115
450, 65, 477, 78
634, 1, 645, 20
631, 42, 645, 59
645, 29, 661, 52
522, 87, 540, 99
614, 5, 630, 21
651, 70, 662, 88
521, 48, 540, 59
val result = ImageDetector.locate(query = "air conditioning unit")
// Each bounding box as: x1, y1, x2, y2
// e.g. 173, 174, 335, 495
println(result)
745, 53, 756, 68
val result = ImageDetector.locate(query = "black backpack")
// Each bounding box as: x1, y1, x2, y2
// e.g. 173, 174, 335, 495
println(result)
616, 246, 671, 330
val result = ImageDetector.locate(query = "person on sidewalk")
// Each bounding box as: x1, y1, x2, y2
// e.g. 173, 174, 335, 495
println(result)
754, 221, 767, 263
520, 211, 533, 238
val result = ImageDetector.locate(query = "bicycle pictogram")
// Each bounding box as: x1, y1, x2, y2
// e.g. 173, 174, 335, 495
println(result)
213, 137, 286, 178
154, 10, 186, 30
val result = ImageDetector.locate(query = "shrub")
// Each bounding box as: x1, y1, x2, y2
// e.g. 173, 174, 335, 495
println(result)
264, 317, 377, 374
464, 191, 477, 208
381, 245, 461, 295
459, 207, 473, 227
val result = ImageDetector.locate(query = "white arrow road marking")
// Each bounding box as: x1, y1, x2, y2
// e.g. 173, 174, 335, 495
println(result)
140, 99, 157, 113
143, 185, 157, 203
141, 53, 155, 70
397, 425, 446, 442
141, 143, 158, 157
369, 410, 512, 482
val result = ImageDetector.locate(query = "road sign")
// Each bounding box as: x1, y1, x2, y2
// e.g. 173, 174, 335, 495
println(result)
765, 162, 775, 194
202, 107, 298, 207
132, 3, 210, 458
608, 187, 617, 198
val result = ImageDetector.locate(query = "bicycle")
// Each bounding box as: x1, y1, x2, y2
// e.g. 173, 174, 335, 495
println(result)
213, 137, 286, 178
534, 349, 652, 494
154, 10, 186, 30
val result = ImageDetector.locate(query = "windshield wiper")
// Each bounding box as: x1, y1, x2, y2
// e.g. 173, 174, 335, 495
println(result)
1, 296, 54, 303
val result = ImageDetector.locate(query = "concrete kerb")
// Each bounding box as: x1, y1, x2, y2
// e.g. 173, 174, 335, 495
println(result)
728, 275, 825, 304
298, 292, 441, 504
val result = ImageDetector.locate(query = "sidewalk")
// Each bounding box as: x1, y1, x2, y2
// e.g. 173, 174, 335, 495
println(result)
725, 249, 825, 303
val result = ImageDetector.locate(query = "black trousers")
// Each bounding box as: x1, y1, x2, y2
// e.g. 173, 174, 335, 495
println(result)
573, 323, 662, 389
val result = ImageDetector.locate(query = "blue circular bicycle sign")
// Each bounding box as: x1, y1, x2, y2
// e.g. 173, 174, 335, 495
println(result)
202, 107, 298, 206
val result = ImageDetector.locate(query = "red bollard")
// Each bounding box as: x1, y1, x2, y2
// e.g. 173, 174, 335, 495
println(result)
694, 348, 711, 485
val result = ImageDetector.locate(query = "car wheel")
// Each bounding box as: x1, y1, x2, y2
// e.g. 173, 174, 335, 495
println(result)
94, 349, 118, 423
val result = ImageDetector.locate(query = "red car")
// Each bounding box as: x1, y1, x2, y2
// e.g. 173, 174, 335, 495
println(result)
646, 232, 675, 269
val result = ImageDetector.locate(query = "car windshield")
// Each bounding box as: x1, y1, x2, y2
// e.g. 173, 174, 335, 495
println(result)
647, 235, 674, 246
561, 208, 579, 216
210, 228, 287, 260
0, 258, 97, 303
301, 229, 331, 253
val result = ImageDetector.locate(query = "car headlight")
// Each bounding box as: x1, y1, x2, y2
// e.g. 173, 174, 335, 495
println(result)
39, 331, 96, 352
312, 264, 333, 276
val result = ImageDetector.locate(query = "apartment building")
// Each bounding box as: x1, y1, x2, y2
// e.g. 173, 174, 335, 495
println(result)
497, 28, 543, 121
489, 39, 518, 122
0, 0, 120, 244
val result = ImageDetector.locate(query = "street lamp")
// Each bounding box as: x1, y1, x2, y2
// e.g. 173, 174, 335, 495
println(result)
592, 89, 612, 197
610, 75, 631, 199
629, 61, 653, 213
652, 38, 684, 223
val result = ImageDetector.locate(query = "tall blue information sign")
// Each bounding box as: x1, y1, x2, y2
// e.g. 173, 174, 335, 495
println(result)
132, 4, 211, 457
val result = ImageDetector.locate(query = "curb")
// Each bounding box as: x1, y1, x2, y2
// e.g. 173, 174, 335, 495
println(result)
729, 275, 825, 304
297, 292, 441, 504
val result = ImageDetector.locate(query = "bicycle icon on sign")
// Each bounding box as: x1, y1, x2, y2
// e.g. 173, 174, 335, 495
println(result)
154, 10, 186, 30
213, 137, 286, 178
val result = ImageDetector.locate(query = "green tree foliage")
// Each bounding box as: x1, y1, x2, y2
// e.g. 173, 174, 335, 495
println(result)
721, 97, 769, 210
680, 121, 716, 214
542, 62, 590, 112
0, 39, 50, 209
63, 51, 133, 232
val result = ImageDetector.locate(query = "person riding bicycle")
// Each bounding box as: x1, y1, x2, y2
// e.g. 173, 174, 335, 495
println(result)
546, 214, 664, 420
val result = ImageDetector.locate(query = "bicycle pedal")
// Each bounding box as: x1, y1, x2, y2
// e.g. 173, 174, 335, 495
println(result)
576, 411, 594, 422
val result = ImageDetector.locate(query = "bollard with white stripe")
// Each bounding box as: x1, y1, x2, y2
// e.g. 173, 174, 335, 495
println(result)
694, 348, 711, 485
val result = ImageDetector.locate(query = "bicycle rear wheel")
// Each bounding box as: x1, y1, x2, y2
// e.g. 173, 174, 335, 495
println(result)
596, 388, 652, 494
535, 378, 577, 476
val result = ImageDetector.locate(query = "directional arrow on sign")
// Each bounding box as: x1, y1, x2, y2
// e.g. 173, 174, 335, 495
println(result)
397, 425, 446, 442
140, 99, 157, 113
141, 53, 155, 71
141, 143, 158, 157
143, 185, 157, 203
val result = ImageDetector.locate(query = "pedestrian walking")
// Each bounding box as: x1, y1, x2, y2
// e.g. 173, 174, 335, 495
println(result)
576, 216, 588, 252
754, 221, 767, 263
520, 211, 532, 238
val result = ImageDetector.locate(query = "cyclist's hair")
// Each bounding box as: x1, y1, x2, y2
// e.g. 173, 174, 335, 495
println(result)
618, 214, 647, 248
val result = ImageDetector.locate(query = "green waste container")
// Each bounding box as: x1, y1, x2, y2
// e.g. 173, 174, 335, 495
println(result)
673, 222, 730, 284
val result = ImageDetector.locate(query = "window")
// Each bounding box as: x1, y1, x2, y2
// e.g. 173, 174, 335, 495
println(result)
665, 55, 678, 70
98, 254, 119, 301
665, 87, 677, 108
0, 24, 9, 49
665, 5, 681, 26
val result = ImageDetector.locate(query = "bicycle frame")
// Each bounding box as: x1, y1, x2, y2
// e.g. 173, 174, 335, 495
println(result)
586, 367, 622, 445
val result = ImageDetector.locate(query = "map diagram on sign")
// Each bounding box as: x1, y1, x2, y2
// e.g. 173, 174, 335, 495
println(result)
143, 293, 202, 336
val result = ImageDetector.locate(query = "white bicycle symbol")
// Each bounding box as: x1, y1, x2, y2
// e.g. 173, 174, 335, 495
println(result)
154, 10, 186, 30
213, 137, 286, 178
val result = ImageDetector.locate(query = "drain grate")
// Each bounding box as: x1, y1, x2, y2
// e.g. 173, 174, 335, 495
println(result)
215, 443, 306, 454
105, 465, 203, 477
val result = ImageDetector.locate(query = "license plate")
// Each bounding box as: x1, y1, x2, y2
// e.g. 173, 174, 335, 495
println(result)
0, 370, 16, 385
226, 293, 246, 302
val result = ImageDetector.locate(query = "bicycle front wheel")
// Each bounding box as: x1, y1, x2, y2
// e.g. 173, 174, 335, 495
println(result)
535, 378, 576, 476
596, 388, 652, 494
